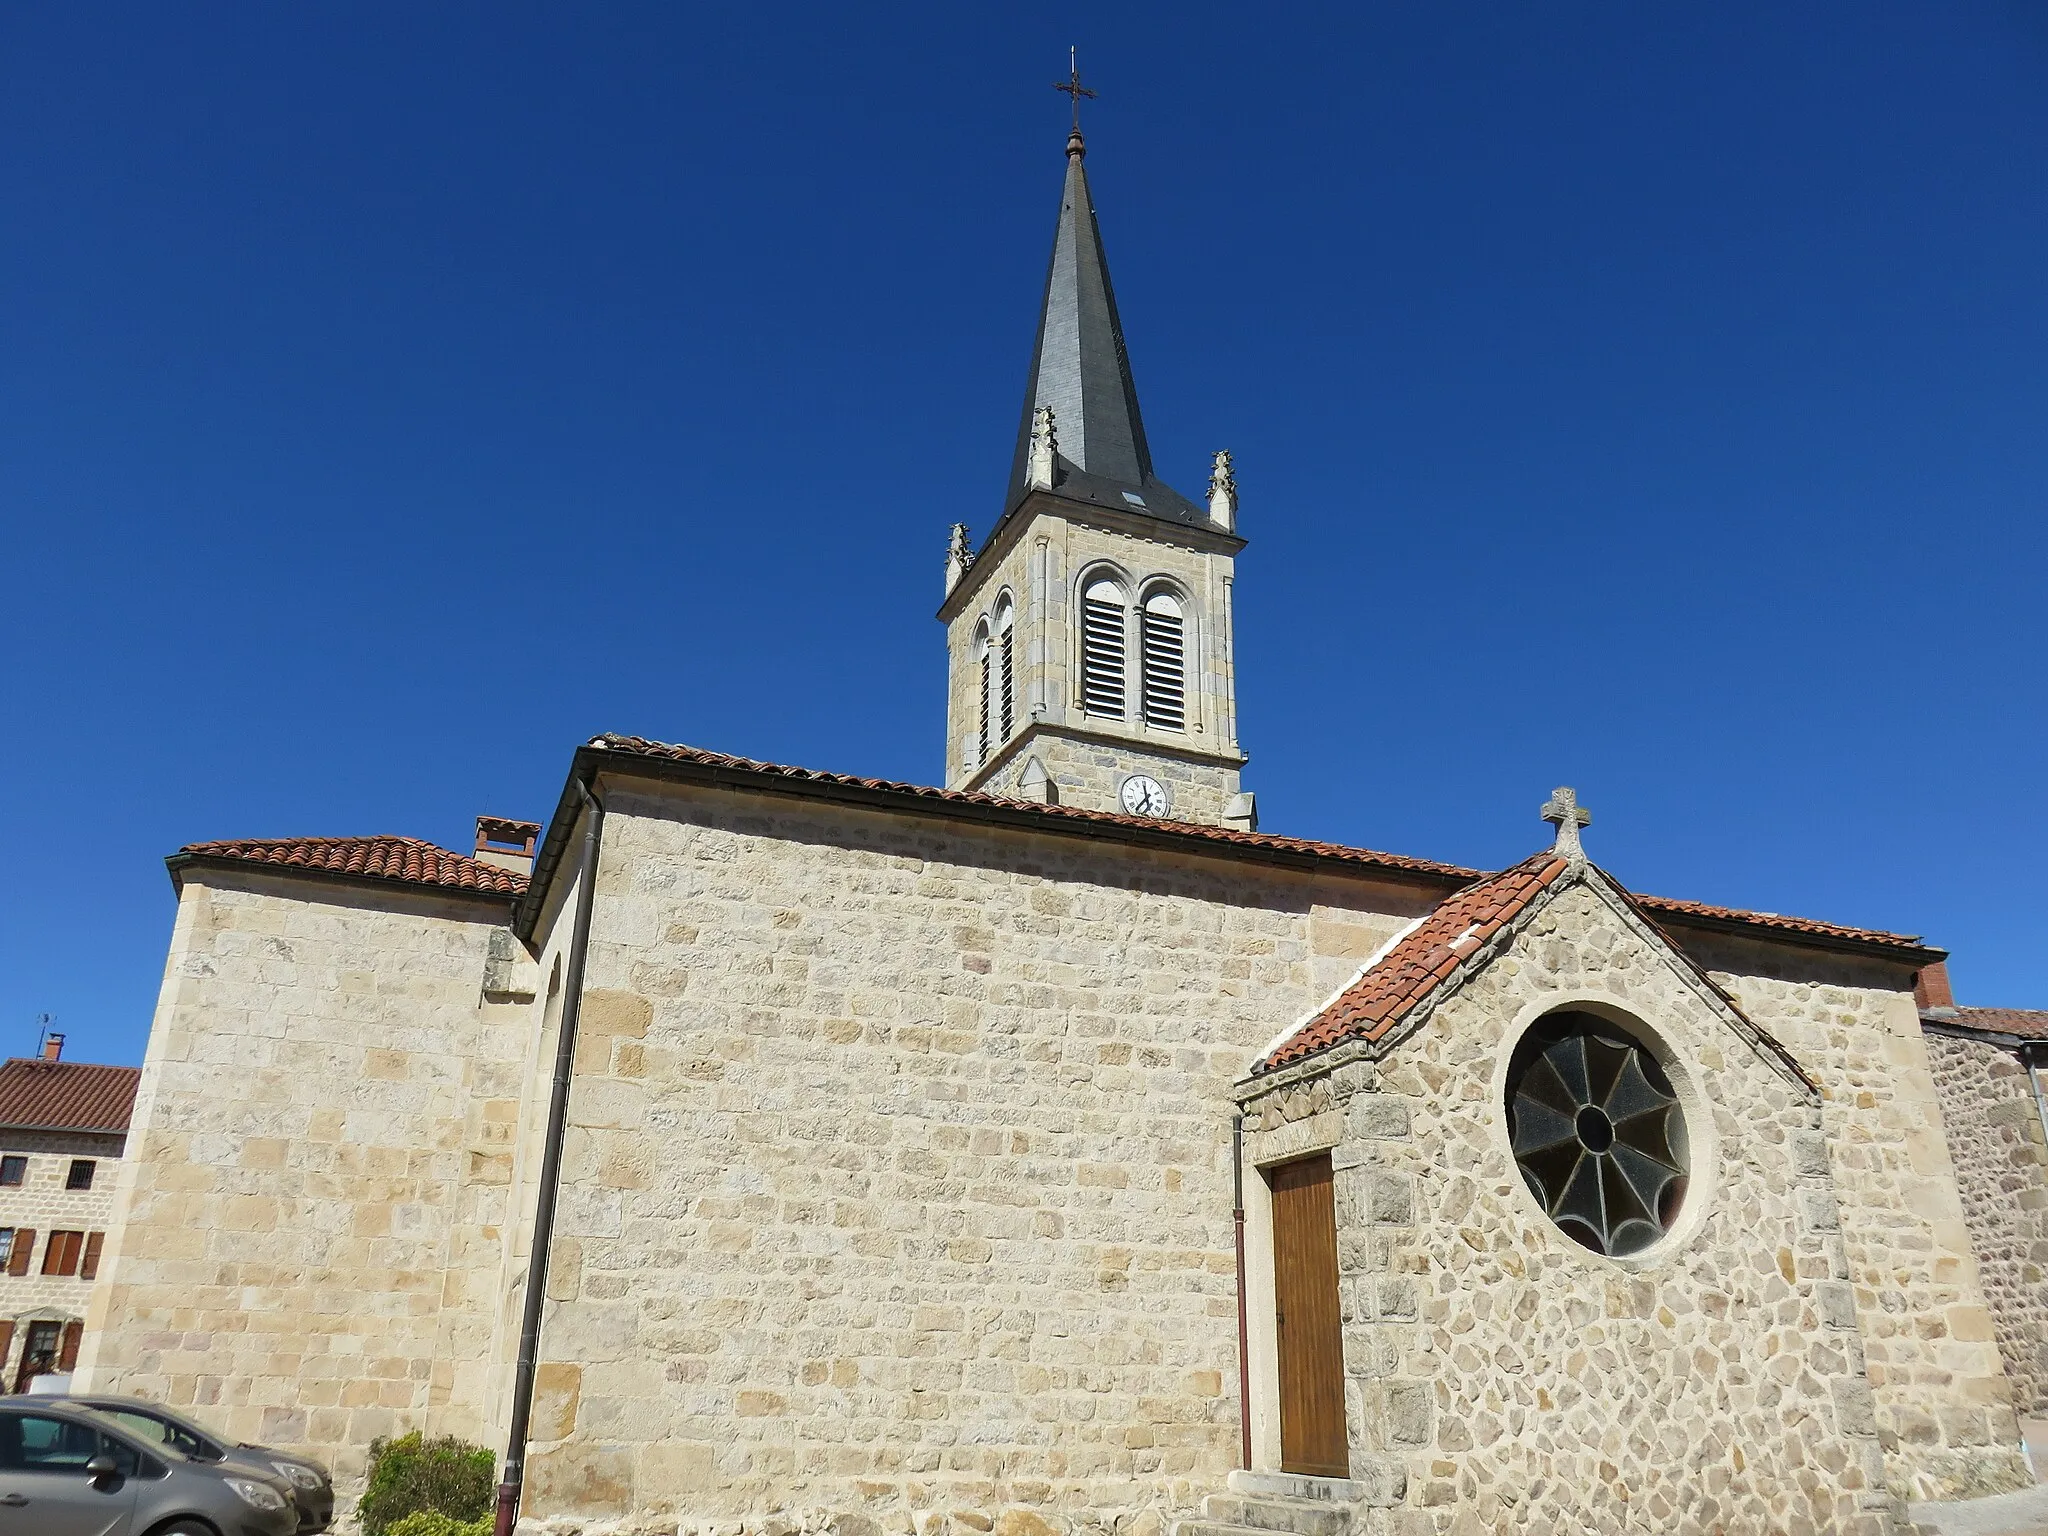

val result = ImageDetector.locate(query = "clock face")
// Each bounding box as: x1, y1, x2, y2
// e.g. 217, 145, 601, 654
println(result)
1119, 775, 1170, 817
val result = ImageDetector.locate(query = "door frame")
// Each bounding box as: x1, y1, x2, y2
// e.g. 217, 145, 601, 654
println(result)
1240, 1137, 1349, 1475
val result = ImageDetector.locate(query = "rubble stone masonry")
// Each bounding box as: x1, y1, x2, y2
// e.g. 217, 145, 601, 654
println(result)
1242, 881, 1902, 1536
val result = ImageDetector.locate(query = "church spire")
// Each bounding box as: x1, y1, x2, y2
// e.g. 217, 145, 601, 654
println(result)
1003, 93, 1202, 523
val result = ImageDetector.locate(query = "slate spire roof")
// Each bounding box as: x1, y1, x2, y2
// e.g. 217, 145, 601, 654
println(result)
1003, 129, 1205, 525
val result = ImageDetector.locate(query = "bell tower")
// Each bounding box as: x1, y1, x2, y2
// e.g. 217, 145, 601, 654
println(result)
937, 115, 1253, 830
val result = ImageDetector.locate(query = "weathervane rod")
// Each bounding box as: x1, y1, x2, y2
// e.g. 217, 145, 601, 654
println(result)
1055, 45, 1097, 134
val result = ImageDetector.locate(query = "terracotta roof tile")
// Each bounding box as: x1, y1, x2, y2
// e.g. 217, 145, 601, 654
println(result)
175, 835, 526, 897
1631, 892, 1924, 950
1255, 854, 1571, 1075
595, 737, 1481, 880
0, 1059, 140, 1133
1928, 1006, 2048, 1042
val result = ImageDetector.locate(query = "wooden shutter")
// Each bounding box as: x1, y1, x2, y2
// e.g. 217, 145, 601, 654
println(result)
0, 1321, 14, 1369
43, 1231, 82, 1277
8, 1230, 33, 1277
80, 1232, 104, 1281
58, 1321, 82, 1371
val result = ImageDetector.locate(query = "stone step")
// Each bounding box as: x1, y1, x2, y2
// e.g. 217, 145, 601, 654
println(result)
1201, 1494, 1350, 1536
1177, 1521, 1281, 1536
1226, 1470, 1370, 1505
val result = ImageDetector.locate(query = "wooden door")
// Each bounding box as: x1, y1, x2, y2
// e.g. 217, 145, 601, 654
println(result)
1270, 1153, 1348, 1477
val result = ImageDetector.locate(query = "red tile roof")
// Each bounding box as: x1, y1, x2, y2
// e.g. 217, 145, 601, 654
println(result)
1928, 1006, 2048, 1043
0, 1059, 140, 1134
588, 736, 1930, 956
593, 736, 1484, 880
174, 836, 526, 897
1255, 854, 1571, 1074
1629, 891, 1925, 951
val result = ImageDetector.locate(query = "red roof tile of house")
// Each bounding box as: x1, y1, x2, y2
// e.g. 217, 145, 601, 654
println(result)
0, 1059, 140, 1133
1255, 854, 1571, 1075
1928, 1006, 2048, 1043
174, 836, 526, 897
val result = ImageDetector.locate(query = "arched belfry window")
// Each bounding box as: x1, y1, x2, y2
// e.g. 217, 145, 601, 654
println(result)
973, 620, 993, 761
1080, 576, 1129, 720
993, 596, 1016, 741
1140, 590, 1186, 731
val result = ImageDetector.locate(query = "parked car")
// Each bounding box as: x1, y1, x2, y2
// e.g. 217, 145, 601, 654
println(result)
36, 1393, 334, 1533
0, 1397, 298, 1536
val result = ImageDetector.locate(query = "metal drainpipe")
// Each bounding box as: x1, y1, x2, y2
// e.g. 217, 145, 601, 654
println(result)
495, 778, 605, 1536
1233, 1112, 1251, 1470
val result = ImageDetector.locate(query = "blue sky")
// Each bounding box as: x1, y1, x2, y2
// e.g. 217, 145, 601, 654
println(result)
5, 3, 2045, 1066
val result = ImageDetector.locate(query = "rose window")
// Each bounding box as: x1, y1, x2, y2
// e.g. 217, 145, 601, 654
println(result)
1506, 1011, 1689, 1257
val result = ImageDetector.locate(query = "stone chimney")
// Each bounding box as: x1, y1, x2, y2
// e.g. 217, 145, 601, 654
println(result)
40, 1033, 64, 1062
474, 817, 541, 876
1914, 961, 1957, 1015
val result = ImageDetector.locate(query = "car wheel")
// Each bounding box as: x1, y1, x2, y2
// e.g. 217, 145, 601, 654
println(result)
147, 1520, 221, 1536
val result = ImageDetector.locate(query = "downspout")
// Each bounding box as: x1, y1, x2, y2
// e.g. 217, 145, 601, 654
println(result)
495, 779, 605, 1536
1233, 1112, 1251, 1470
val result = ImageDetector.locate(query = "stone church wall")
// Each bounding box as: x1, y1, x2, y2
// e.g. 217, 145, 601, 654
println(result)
1924, 1030, 2048, 1419
1241, 882, 1900, 1536
75, 871, 533, 1490
1687, 940, 2033, 1501
520, 776, 1429, 1531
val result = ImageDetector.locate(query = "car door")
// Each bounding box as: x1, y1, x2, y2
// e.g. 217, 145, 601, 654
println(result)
0, 1409, 137, 1536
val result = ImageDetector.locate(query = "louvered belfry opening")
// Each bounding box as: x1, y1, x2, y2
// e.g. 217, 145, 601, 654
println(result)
1080, 577, 1129, 719
995, 599, 1017, 740
1140, 591, 1186, 731
975, 623, 993, 761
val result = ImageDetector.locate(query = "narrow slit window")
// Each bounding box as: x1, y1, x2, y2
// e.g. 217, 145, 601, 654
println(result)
1141, 592, 1186, 731
1080, 577, 1128, 720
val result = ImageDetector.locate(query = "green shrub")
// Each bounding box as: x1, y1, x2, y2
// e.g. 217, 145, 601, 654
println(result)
358, 1431, 496, 1536
384, 1515, 492, 1536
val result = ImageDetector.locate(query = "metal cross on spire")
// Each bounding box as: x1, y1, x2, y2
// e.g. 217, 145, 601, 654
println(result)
1541, 786, 1592, 862
1054, 46, 1097, 141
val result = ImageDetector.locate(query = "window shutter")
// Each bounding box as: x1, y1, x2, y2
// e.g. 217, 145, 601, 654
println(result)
43, 1231, 81, 1277
8, 1230, 33, 1277
0, 1321, 13, 1367
978, 648, 991, 760
58, 1321, 82, 1371
81, 1232, 104, 1281
1140, 594, 1186, 731
999, 626, 1015, 739
1080, 581, 1128, 719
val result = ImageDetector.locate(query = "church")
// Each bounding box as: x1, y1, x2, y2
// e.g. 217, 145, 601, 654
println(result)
76, 116, 2043, 1536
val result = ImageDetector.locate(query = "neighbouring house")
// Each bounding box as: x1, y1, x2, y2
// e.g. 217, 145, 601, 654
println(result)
1917, 962, 2048, 1451
0, 1038, 139, 1391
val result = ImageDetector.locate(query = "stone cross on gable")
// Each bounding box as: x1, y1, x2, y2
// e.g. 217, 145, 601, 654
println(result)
1541, 786, 1591, 862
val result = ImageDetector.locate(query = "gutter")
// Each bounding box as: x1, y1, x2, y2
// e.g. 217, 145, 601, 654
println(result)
495, 778, 606, 1536
165, 853, 520, 909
